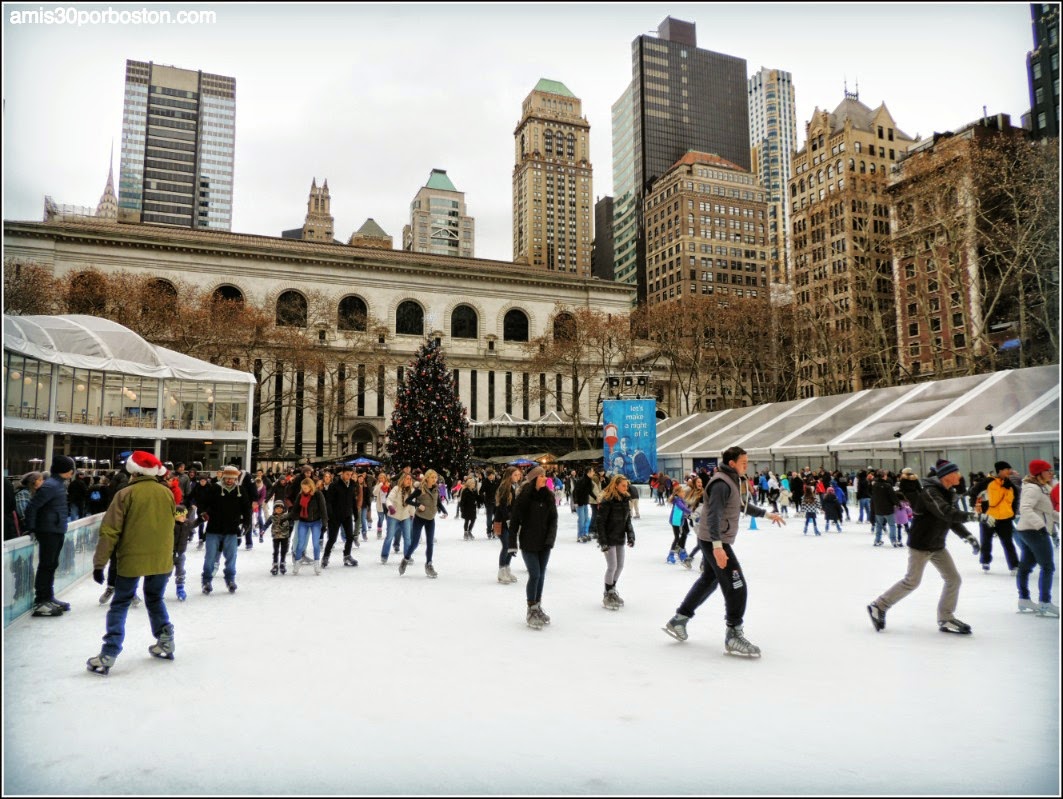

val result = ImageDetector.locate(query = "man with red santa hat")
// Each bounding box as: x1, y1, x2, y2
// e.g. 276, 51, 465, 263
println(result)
87, 451, 177, 675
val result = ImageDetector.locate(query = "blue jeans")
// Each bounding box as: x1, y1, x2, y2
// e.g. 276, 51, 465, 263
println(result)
1013, 527, 1055, 603
483, 503, 496, 535
576, 504, 589, 538
294, 519, 323, 561
360, 506, 370, 537
102, 573, 171, 658
68, 506, 81, 522
803, 512, 820, 534
498, 523, 515, 568
202, 533, 238, 583
521, 549, 551, 603
382, 516, 411, 560
406, 517, 436, 564
874, 514, 897, 544
858, 498, 872, 522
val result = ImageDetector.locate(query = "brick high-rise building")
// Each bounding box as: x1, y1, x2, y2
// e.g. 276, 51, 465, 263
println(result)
611, 16, 750, 303
643, 151, 769, 307
888, 113, 1039, 379
512, 79, 593, 276
118, 59, 236, 230
788, 90, 917, 397
748, 67, 798, 285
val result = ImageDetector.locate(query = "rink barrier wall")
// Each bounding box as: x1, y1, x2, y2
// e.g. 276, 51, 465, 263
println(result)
3, 513, 102, 628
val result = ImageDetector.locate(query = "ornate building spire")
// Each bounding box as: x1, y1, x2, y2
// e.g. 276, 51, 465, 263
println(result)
95, 141, 118, 219
302, 178, 334, 241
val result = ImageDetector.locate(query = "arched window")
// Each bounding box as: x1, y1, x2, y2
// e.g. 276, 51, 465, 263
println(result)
451, 305, 478, 339
869, 163, 876, 174
338, 295, 367, 332
566, 134, 576, 158
520, 134, 526, 157
544, 130, 554, 155
213, 284, 244, 303
859, 161, 866, 174
553, 312, 576, 341
276, 290, 307, 327
503, 309, 529, 342
149, 279, 177, 297
396, 300, 424, 336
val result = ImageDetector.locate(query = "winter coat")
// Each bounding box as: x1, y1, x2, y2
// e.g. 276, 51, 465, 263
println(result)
94, 475, 176, 577
511, 484, 558, 553
571, 476, 593, 506
906, 477, 976, 552
408, 484, 445, 521
893, 499, 913, 527
822, 491, 843, 522
67, 476, 89, 515
293, 490, 328, 526
173, 516, 195, 556
269, 513, 293, 541
23, 475, 69, 536
459, 489, 480, 520
329, 478, 358, 521
202, 481, 253, 535
594, 497, 635, 547
1016, 477, 1059, 532
897, 476, 922, 506
386, 485, 415, 521
698, 465, 768, 546
373, 481, 389, 512
870, 479, 899, 516
799, 495, 822, 515
479, 476, 501, 509
985, 476, 1016, 521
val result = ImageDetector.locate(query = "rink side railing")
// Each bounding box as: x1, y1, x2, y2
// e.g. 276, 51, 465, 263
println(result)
3, 513, 102, 628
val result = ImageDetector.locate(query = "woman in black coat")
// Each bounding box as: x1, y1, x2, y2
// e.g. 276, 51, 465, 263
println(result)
594, 475, 636, 610
509, 466, 558, 630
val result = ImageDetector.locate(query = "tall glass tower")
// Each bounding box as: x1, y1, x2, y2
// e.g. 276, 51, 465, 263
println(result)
119, 59, 236, 230
611, 17, 749, 302
748, 67, 797, 284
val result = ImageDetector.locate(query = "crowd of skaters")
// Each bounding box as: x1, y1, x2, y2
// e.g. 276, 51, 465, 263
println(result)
5, 447, 1058, 673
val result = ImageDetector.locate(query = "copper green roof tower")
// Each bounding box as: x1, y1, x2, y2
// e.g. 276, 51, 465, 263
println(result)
402, 169, 475, 258
512, 79, 593, 276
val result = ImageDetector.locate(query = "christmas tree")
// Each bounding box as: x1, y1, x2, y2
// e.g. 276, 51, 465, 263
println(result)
385, 338, 473, 481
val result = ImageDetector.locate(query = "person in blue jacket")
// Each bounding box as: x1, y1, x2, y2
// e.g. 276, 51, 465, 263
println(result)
24, 454, 76, 617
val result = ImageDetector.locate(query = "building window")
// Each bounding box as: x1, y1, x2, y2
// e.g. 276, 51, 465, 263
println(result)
396, 300, 424, 336
276, 290, 307, 327
338, 295, 367, 332
503, 309, 529, 342
450, 305, 478, 339
908, 322, 919, 337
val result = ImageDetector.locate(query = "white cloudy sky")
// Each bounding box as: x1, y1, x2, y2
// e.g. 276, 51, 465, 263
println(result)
2, 2, 1035, 262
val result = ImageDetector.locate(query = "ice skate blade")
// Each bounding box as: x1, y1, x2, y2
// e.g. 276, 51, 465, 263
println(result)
725, 648, 762, 658
149, 651, 175, 660
662, 625, 687, 642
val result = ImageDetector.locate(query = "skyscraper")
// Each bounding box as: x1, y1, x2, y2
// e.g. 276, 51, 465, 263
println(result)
1026, 2, 1059, 139
402, 169, 475, 258
612, 16, 750, 302
512, 79, 593, 276
747, 67, 798, 284
118, 59, 236, 230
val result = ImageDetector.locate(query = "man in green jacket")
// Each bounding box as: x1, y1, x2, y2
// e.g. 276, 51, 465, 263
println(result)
87, 451, 177, 675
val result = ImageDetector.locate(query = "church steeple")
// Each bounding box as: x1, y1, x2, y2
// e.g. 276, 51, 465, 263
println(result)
302, 178, 334, 242
95, 141, 118, 219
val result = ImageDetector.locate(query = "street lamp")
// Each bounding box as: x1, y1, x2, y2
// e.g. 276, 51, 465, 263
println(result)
894, 431, 903, 465
985, 424, 996, 462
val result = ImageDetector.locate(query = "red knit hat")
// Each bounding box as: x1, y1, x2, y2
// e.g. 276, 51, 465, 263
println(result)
126, 450, 167, 477
1028, 459, 1053, 477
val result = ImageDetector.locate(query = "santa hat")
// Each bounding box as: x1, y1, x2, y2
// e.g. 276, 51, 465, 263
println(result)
126, 450, 167, 477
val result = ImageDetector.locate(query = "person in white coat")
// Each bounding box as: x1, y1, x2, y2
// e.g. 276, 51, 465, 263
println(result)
1014, 459, 1060, 617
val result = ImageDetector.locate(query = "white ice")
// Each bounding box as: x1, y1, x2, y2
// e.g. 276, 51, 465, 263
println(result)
3, 496, 1060, 795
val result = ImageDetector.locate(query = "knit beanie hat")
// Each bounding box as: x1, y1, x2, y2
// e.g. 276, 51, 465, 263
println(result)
49, 454, 76, 476
994, 460, 1012, 473
935, 460, 960, 479
273, 500, 287, 511
523, 466, 545, 484
1028, 459, 1052, 477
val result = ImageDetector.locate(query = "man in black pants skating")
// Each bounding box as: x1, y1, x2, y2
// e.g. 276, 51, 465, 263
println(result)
325, 464, 359, 568
662, 446, 784, 656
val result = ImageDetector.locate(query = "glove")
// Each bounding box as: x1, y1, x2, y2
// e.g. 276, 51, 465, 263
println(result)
627, 539, 635, 548
600, 544, 609, 552
93, 568, 105, 584
1052, 534, 1060, 549
387, 505, 396, 516
968, 538, 981, 556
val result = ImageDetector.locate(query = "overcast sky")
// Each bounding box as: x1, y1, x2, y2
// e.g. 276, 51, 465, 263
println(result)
2, 3, 1036, 262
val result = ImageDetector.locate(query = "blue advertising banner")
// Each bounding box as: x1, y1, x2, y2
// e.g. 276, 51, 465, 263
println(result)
602, 399, 657, 483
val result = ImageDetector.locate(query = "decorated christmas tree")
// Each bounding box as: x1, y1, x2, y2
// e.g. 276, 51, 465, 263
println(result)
385, 338, 473, 480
